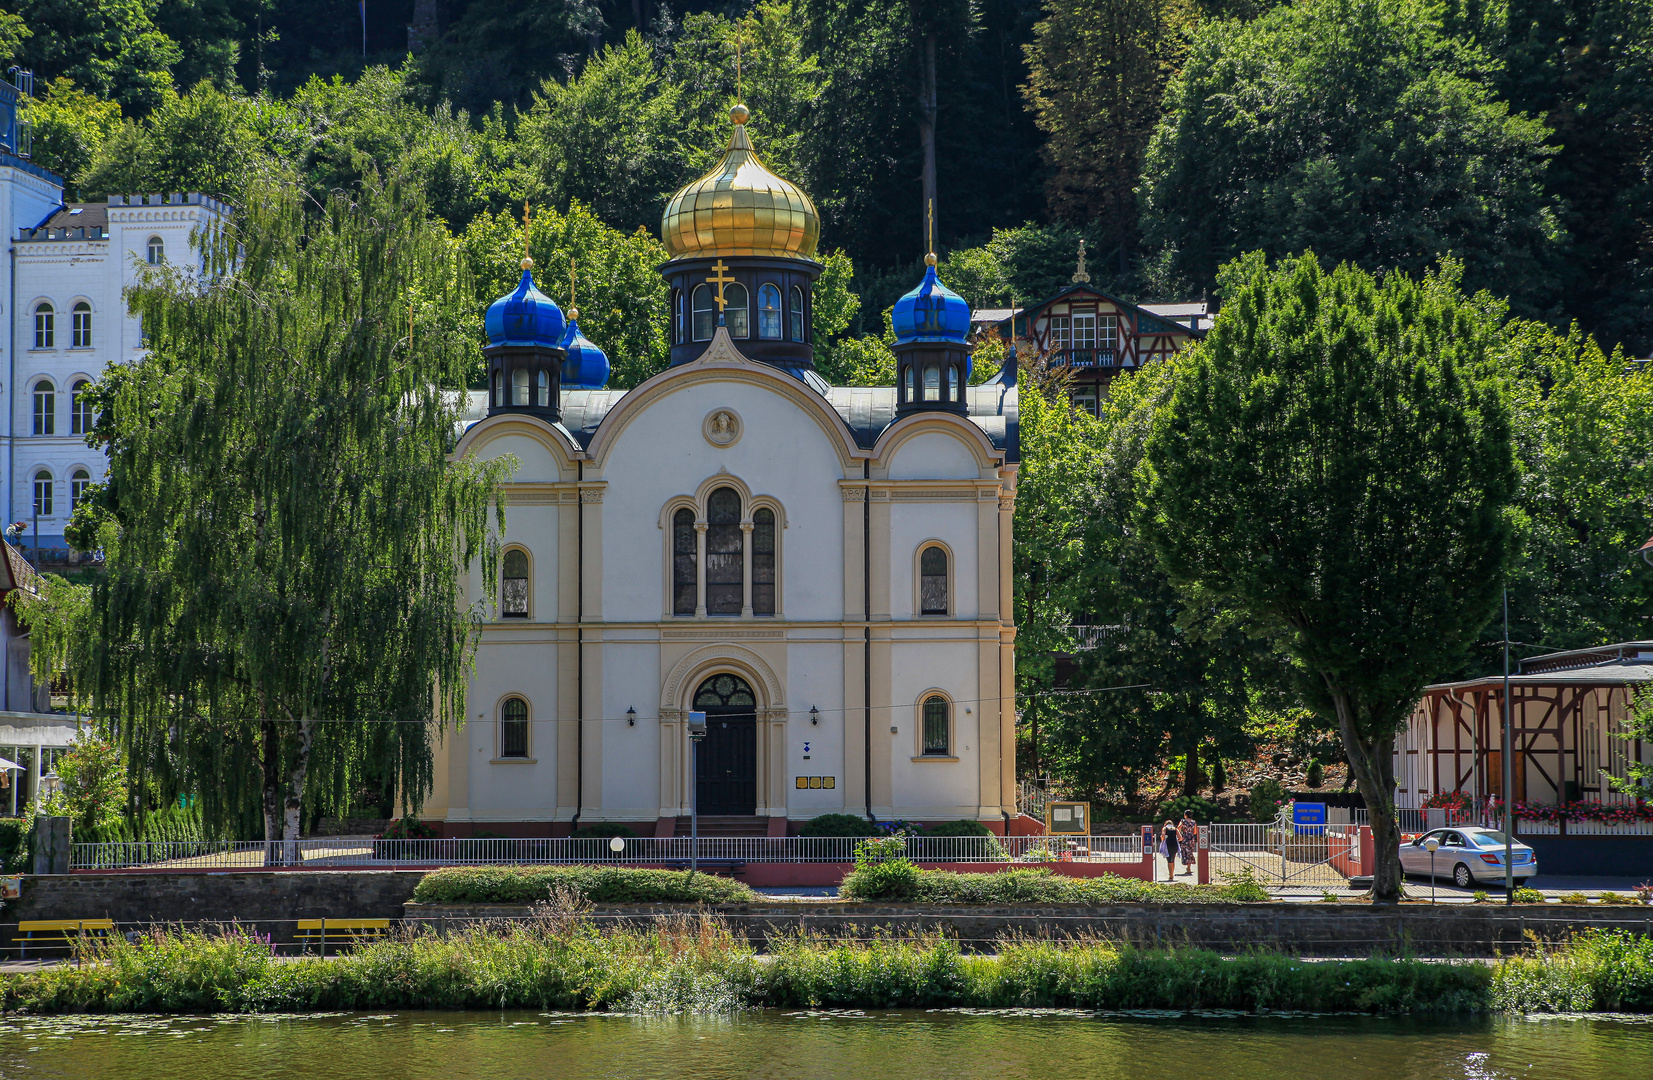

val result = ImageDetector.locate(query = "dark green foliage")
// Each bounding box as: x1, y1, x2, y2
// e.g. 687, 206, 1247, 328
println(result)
1161, 795, 1220, 824
839, 864, 1262, 904
1248, 780, 1285, 823
379, 818, 439, 841
1141, 0, 1562, 319
0, 818, 31, 873
1494, 930, 1653, 1011
78, 805, 204, 845
1306, 759, 1324, 788
411, 865, 756, 905
1144, 253, 1519, 902
922, 819, 993, 838
796, 813, 878, 838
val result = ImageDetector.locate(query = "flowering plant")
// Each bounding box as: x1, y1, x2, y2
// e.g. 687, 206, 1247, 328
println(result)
1512, 800, 1653, 823
1422, 790, 1472, 810
377, 817, 439, 840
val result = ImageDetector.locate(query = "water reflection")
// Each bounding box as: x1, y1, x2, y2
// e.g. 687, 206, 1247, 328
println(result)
2, 1010, 1650, 1080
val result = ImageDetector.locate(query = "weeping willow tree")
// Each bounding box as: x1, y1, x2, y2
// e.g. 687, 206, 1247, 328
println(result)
19, 174, 510, 855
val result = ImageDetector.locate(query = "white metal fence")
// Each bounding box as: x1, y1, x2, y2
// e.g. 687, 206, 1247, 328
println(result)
71, 833, 1146, 872
1206, 820, 1354, 888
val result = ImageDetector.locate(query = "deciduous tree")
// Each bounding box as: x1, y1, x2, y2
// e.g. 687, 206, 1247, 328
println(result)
1143, 253, 1519, 902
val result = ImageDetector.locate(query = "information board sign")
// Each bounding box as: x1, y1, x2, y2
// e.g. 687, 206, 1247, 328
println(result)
1293, 801, 1327, 836
1046, 801, 1090, 834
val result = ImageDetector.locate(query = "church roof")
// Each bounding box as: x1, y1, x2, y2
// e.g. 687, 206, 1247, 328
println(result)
461, 381, 1019, 461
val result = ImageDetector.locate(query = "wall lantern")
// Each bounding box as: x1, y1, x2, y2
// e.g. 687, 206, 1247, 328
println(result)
809, 705, 819, 725
626, 707, 637, 727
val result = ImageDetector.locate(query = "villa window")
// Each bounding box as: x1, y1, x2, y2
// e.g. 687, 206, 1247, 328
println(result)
71, 380, 94, 435
790, 285, 805, 341
70, 469, 91, 514
147, 236, 165, 265
705, 486, 743, 615
72, 302, 92, 348
724, 283, 750, 339
500, 697, 529, 758
691, 284, 716, 341
672, 508, 697, 615
32, 470, 52, 517
32, 381, 54, 435
758, 283, 782, 340
1048, 315, 1070, 353
33, 303, 53, 349
921, 696, 950, 756
502, 548, 530, 618
920, 546, 948, 615
1099, 315, 1119, 355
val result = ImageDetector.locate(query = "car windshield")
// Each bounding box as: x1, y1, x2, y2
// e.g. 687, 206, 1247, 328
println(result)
1470, 831, 1512, 847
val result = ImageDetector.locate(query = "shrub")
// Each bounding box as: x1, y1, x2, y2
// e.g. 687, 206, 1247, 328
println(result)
379, 818, 438, 840
1597, 892, 1639, 905
411, 865, 756, 905
1306, 758, 1324, 788
922, 819, 992, 837
571, 823, 637, 839
1492, 929, 1653, 1012
838, 837, 920, 900
0, 817, 30, 873
1512, 887, 1545, 904
1162, 795, 1220, 824
797, 813, 878, 838
1472, 890, 1489, 903
1558, 892, 1591, 905
1249, 779, 1286, 823
843, 861, 1267, 905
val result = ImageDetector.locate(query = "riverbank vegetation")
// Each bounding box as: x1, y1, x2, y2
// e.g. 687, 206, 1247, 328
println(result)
8, 920, 1651, 1016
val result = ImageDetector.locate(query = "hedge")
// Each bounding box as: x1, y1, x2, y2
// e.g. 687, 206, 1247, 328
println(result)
839, 865, 1268, 904
411, 865, 757, 905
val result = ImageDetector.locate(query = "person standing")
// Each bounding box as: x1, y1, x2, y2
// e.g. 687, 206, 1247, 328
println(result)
1160, 819, 1179, 882
1177, 811, 1199, 877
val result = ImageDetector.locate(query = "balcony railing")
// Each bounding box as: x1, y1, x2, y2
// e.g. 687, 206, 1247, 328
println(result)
1057, 348, 1117, 369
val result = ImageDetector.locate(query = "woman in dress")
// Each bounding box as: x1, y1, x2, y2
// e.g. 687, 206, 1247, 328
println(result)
1160, 819, 1179, 882
1177, 811, 1199, 876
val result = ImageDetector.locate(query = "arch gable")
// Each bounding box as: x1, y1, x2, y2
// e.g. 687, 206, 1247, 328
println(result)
453, 413, 582, 467
873, 411, 1001, 471
660, 644, 783, 714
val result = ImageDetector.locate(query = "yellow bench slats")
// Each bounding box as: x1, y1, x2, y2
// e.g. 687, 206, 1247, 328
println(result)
16, 919, 115, 958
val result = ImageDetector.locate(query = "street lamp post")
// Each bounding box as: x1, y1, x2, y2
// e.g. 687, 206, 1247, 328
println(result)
1424, 835, 1440, 904
687, 710, 707, 875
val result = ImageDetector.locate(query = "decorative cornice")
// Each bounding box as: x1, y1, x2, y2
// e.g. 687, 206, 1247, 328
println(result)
661, 628, 784, 640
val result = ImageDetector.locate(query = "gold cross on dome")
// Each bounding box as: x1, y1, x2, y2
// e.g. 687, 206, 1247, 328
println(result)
706, 259, 736, 311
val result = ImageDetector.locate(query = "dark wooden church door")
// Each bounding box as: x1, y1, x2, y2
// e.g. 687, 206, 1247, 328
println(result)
694, 674, 757, 815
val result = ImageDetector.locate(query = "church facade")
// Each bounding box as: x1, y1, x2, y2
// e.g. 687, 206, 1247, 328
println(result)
422, 106, 1021, 836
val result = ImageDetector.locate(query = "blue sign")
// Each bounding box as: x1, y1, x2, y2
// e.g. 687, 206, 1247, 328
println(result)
1293, 802, 1327, 836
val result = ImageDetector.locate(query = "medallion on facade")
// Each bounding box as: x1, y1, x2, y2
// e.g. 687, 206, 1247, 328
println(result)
703, 408, 742, 448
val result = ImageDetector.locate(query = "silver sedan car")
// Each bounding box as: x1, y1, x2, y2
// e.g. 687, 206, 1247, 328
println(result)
1399, 827, 1537, 888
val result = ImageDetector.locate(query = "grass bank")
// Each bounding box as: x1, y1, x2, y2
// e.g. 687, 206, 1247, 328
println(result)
7, 919, 1651, 1015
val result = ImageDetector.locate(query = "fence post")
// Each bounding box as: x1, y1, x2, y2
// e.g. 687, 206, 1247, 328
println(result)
1142, 825, 1155, 880
1197, 826, 1210, 885
1358, 826, 1375, 875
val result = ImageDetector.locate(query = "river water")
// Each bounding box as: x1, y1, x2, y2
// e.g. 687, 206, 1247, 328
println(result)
2, 1010, 1650, 1080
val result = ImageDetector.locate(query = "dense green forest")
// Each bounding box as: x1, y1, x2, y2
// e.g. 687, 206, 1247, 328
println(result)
2, 0, 1649, 359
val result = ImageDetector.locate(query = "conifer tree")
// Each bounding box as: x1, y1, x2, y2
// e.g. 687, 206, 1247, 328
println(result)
22, 175, 510, 857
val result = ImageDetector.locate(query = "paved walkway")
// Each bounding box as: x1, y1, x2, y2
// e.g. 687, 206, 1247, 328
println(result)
1271, 874, 1650, 903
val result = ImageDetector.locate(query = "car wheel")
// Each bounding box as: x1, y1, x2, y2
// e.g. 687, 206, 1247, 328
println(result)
1453, 863, 1473, 889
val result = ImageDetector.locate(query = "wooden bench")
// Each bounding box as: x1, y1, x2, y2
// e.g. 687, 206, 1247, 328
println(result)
295, 918, 391, 955
17, 919, 115, 958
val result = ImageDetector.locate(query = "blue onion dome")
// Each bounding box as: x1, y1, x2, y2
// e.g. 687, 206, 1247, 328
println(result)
559, 308, 610, 390
485, 258, 566, 347
892, 254, 971, 346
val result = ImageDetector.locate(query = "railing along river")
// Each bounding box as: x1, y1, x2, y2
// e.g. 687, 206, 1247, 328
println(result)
71, 834, 1146, 871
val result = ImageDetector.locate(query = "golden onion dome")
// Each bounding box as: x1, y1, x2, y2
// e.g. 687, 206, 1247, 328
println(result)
660, 106, 821, 262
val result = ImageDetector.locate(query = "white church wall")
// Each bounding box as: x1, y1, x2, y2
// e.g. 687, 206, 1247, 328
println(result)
464, 639, 560, 822
884, 429, 985, 481
784, 639, 846, 816
597, 638, 662, 822
886, 502, 980, 620
886, 638, 985, 818
594, 379, 848, 623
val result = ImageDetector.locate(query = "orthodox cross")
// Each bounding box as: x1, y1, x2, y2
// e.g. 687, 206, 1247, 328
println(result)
706, 259, 736, 311
522, 199, 533, 268
1072, 238, 1090, 284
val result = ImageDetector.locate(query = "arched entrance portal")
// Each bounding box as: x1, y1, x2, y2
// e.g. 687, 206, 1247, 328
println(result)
694, 674, 757, 815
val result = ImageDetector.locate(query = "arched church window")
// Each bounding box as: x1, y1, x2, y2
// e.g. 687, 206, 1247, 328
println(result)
920, 545, 948, 615
724, 283, 750, 339
923, 363, 941, 402
537, 369, 549, 407
757, 284, 782, 340
790, 285, 805, 341
691, 285, 715, 342
673, 289, 684, 344
512, 367, 529, 406
695, 673, 756, 709
705, 486, 743, 615
672, 508, 697, 615
500, 697, 529, 758
752, 507, 776, 615
72, 302, 92, 348
502, 548, 530, 618
903, 364, 914, 403
491, 370, 502, 408
147, 236, 165, 264
921, 695, 950, 756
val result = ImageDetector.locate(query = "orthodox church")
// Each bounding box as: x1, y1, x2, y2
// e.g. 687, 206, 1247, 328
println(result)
422, 106, 1021, 837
